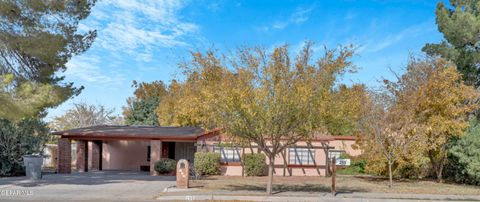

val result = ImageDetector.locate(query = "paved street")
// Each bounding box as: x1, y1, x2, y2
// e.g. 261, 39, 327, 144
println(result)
2, 171, 480, 202
0, 171, 175, 202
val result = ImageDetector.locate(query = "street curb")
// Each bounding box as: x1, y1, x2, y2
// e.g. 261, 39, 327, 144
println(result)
156, 192, 480, 201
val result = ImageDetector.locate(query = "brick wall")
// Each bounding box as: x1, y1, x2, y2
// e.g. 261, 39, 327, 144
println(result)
57, 138, 71, 174
150, 140, 162, 175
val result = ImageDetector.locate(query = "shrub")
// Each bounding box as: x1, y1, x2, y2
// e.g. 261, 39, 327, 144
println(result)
364, 154, 388, 176
336, 153, 367, 175
393, 156, 430, 179
445, 118, 480, 185
243, 153, 266, 176
337, 158, 367, 175
194, 152, 221, 176
0, 118, 49, 176
154, 158, 176, 174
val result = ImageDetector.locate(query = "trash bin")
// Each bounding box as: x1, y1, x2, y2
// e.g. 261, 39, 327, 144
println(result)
23, 155, 44, 180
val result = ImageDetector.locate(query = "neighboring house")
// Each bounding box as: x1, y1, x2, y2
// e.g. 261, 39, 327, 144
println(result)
52, 125, 360, 176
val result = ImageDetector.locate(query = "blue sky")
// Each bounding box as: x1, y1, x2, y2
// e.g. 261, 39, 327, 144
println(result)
47, 0, 444, 120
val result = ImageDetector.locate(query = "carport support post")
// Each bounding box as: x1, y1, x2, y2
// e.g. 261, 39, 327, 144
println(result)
150, 140, 162, 176
89, 140, 102, 171
76, 140, 88, 172
57, 138, 71, 174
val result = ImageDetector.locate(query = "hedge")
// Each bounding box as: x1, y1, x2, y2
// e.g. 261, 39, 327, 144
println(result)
194, 152, 221, 176
243, 153, 266, 176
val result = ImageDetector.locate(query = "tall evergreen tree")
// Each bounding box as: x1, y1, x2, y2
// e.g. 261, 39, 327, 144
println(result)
0, 0, 97, 119
123, 81, 167, 126
447, 118, 480, 185
423, 0, 480, 87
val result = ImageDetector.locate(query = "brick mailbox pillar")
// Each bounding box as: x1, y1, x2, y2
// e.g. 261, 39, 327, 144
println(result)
150, 140, 162, 176
57, 138, 71, 174
176, 159, 189, 189
76, 140, 88, 172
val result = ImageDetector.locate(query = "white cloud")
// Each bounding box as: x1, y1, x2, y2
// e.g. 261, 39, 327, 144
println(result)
64, 0, 199, 87
272, 22, 288, 29
271, 7, 314, 30
344, 11, 357, 20
85, 0, 199, 62
207, 2, 221, 12
65, 56, 125, 86
364, 20, 435, 53
290, 7, 313, 24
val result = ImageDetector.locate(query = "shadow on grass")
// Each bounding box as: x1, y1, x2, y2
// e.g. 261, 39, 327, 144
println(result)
353, 175, 427, 183
353, 175, 389, 182
222, 183, 367, 194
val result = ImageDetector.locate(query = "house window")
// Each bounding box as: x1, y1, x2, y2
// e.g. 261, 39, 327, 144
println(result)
288, 147, 315, 165
214, 146, 241, 162
147, 146, 151, 162
328, 150, 345, 160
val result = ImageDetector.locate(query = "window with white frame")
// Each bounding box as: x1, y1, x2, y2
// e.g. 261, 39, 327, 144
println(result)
213, 146, 241, 162
288, 147, 315, 165
328, 150, 345, 160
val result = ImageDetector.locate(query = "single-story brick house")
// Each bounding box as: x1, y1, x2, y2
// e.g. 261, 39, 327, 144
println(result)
53, 125, 359, 176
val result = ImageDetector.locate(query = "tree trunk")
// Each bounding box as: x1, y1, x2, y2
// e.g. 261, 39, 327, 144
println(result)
388, 161, 393, 188
428, 151, 444, 183
266, 156, 274, 195
434, 161, 444, 183
241, 147, 245, 177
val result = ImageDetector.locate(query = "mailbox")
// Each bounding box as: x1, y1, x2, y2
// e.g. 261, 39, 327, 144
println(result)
176, 159, 189, 189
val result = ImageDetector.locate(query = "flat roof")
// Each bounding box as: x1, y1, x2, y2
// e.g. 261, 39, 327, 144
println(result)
52, 125, 206, 141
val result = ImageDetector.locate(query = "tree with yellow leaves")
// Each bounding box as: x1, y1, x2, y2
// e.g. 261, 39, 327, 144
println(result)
359, 89, 419, 188
158, 42, 366, 194
385, 57, 479, 182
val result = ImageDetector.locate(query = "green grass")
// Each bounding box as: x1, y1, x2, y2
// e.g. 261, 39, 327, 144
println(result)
336, 159, 367, 175
337, 166, 364, 175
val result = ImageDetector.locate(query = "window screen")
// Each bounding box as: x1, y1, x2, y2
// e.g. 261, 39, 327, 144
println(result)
214, 146, 241, 162
288, 147, 315, 165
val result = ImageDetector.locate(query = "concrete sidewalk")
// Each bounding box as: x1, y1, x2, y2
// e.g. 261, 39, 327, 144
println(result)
157, 189, 480, 201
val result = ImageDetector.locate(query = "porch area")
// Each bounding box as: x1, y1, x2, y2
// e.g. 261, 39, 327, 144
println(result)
52, 125, 206, 175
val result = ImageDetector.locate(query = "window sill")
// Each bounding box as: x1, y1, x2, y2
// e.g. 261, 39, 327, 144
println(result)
287, 164, 320, 168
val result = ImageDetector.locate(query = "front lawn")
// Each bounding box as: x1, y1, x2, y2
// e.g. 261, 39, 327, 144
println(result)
191, 175, 480, 195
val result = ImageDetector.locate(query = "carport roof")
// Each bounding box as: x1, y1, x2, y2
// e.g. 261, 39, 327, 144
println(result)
52, 125, 210, 141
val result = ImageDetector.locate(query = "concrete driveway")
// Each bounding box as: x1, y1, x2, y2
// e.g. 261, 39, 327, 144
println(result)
0, 171, 175, 202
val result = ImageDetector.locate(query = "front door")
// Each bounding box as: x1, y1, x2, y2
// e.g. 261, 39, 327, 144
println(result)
161, 142, 176, 159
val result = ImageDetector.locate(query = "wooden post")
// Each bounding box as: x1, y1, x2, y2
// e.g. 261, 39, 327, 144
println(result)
241, 147, 245, 177
331, 158, 336, 196
281, 148, 287, 176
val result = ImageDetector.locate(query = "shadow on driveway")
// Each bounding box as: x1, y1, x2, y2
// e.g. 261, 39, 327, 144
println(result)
0, 170, 175, 187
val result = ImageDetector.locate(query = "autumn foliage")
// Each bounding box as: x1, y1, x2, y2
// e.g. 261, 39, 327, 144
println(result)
157, 42, 366, 194
358, 57, 479, 184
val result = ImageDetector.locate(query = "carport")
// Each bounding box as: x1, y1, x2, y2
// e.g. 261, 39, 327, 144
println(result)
52, 125, 210, 175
